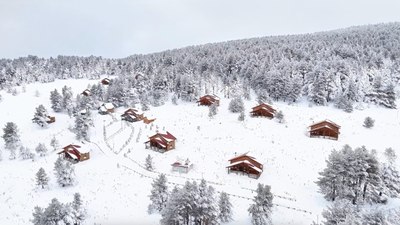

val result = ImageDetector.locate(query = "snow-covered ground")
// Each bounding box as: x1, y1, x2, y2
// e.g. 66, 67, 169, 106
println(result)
0, 79, 399, 225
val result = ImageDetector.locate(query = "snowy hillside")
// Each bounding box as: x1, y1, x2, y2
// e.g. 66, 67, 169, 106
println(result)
0, 78, 399, 225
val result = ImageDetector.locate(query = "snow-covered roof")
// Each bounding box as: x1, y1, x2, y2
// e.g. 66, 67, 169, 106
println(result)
103, 103, 114, 109
227, 160, 262, 172
310, 119, 340, 128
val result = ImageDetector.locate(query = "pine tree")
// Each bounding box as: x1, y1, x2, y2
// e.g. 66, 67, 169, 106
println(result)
54, 157, 75, 187
248, 183, 274, 225
62, 85, 74, 116
145, 154, 154, 171
160, 186, 184, 225
363, 116, 375, 128
228, 97, 244, 113
32, 206, 44, 225
36, 167, 49, 189
73, 111, 93, 141
195, 179, 218, 224
71, 193, 86, 225
41, 198, 70, 225
50, 136, 59, 152
275, 110, 284, 123
50, 89, 63, 112
2, 122, 21, 151
9, 148, 16, 160
381, 148, 400, 198
35, 143, 48, 157
19, 146, 34, 160
32, 104, 50, 128
218, 191, 233, 223
322, 199, 359, 225
148, 174, 169, 214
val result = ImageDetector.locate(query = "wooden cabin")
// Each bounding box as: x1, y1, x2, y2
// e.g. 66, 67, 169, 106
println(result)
143, 116, 156, 124
46, 116, 56, 124
250, 103, 276, 118
101, 78, 111, 85
171, 159, 193, 173
309, 120, 340, 140
98, 103, 115, 115
197, 95, 220, 106
227, 153, 263, 179
81, 89, 91, 96
58, 144, 90, 162
121, 108, 144, 122
145, 132, 177, 152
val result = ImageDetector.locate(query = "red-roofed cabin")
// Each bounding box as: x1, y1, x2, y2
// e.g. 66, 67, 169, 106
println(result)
81, 89, 91, 96
58, 144, 90, 162
227, 153, 263, 179
101, 78, 111, 85
309, 120, 340, 140
197, 95, 220, 106
145, 132, 177, 152
250, 103, 276, 118
121, 108, 144, 122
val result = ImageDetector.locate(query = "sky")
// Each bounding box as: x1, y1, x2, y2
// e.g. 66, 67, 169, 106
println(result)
1, 0, 400, 59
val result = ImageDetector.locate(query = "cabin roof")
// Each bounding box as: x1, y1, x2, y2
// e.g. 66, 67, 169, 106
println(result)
309, 120, 341, 129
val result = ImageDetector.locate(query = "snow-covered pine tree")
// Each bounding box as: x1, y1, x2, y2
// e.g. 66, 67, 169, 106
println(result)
35, 143, 48, 157
32, 104, 50, 128
73, 110, 93, 141
32, 206, 44, 225
40, 198, 71, 225
363, 116, 375, 128
322, 199, 359, 225
381, 148, 400, 198
218, 191, 233, 223
172, 94, 178, 105
334, 92, 353, 113
209, 103, 218, 118
19, 146, 34, 160
195, 179, 218, 225
9, 147, 16, 160
62, 85, 74, 116
36, 167, 49, 189
50, 136, 59, 152
2, 122, 21, 152
275, 110, 284, 123
70, 193, 86, 225
160, 186, 184, 225
54, 157, 75, 187
148, 174, 169, 214
228, 97, 244, 113
50, 89, 63, 112
248, 183, 274, 225
145, 154, 154, 171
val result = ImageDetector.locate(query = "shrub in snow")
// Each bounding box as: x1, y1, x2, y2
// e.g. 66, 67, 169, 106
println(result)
208, 103, 218, 118
248, 183, 274, 225
228, 97, 244, 113
35, 143, 48, 157
238, 111, 245, 121
71, 193, 87, 225
36, 167, 49, 189
322, 199, 358, 225
172, 94, 178, 105
9, 148, 16, 160
50, 136, 59, 152
19, 146, 34, 160
145, 154, 154, 171
275, 110, 284, 123
32, 104, 49, 128
54, 157, 75, 187
218, 192, 233, 223
363, 116, 375, 128
148, 174, 169, 214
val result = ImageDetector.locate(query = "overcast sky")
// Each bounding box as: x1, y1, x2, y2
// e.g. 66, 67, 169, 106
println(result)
1, 0, 400, 59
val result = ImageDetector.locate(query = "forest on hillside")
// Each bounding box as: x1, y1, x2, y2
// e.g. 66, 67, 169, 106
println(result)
1, 23, 400, 110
